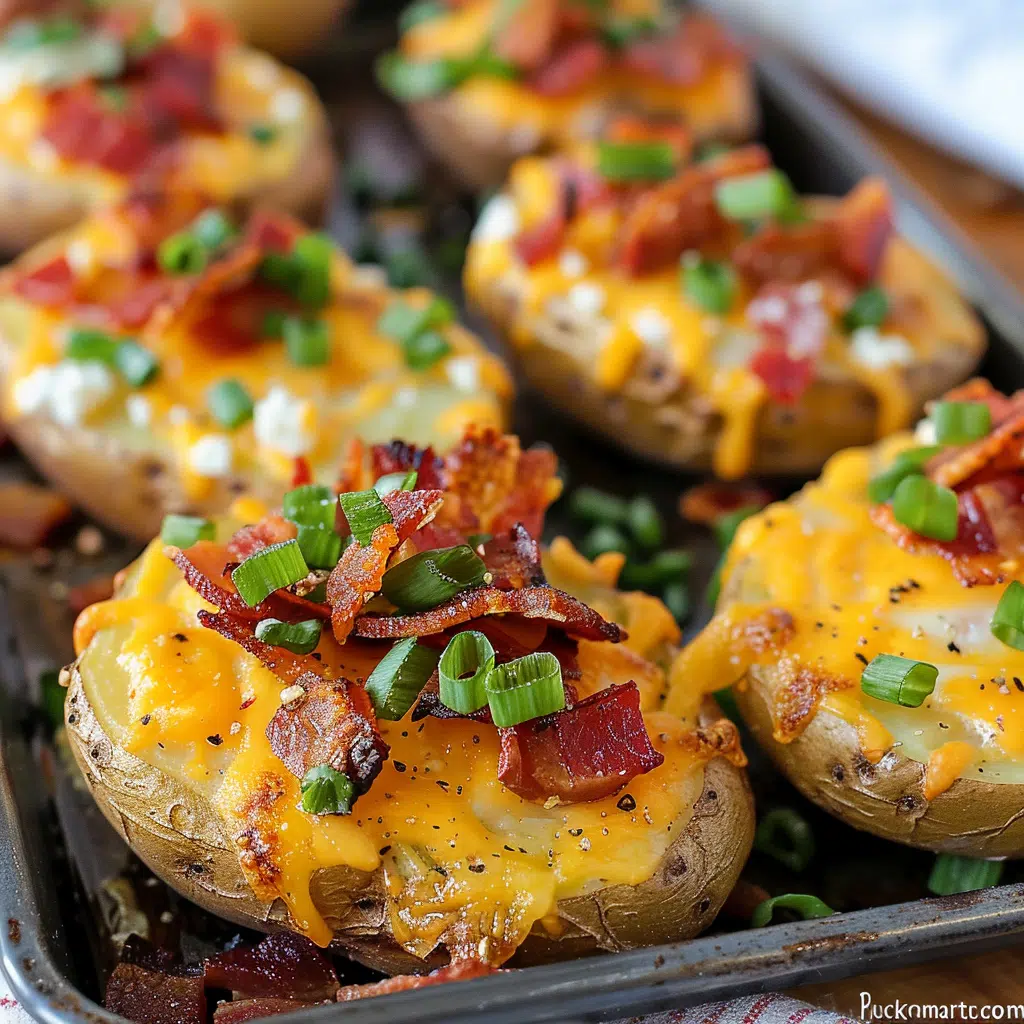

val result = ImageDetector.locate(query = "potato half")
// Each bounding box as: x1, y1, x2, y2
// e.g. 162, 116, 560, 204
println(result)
66, 528, 753, 972
672, 429, 1024, 856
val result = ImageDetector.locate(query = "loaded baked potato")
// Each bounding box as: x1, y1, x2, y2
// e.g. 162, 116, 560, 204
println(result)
65, 429, 753, 972
380, 0, 755, 189
464, 133, 985, 479
0, 3, 332, 252
674, 380, 1024, 855
0, 193, 511, 539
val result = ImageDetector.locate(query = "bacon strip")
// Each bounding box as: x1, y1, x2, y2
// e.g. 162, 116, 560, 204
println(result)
227, 515, 298, 561
265, 672, 388, 794
197, 611, 322, 684
497, 682, 663, 803
337, 961, 498, 1002
203, 933, 338, 1002
481, 524, 545, 590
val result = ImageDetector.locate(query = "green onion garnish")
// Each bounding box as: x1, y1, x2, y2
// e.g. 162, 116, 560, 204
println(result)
66, 330, 159, 387
385, 245, 434, 289
485, 651, 566, 727
580, 524, 630, 561
626, 495, 663, 550
157, 231, 208, 275
404, 331, 451, 370
261, 309, 287, 339
750, 893, 835, 928
601, 14, 658, 48
115, 341, 159, 387
365, 637, 440, 720
283, 316, 330, 366
568, 487, 630, 525
300, 765, 355, 815
374, 470, 418, 496
248, 124, 277, 145
619, 549, 692, 590
932, 401, 992, 445
6, 16, 83, 49
842, 285, 889, 332
296, 524, 343, 569
337, 489, 393, 546
866, 446, 944, 504
438, 630, 495, 714
714, 169, 802, 223
378, 296, 454, 345
208, 378, 254, 429
891, 475, 958, 541
192, 209, 237, 252
927, 853, 1003, 897
754, 808, 815, 873
596, 141, 677, 182
66, 328, 116, 362
860, 653, 937, 708
662, 581, 691, 623
160, 514, 214, 547
283, 484, 336, 527
291, 233, 333, 308
230, 539, 308, 607
991, 581, 1024, 651
254, 617, 322, 655
682, 257, 737, 314
380, 544, 489, 613
376, 48, 515, 102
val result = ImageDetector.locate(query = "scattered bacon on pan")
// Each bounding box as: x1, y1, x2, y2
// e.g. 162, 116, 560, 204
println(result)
106, 948, 206, 1024
266, 671, 388, 794
679, 482, 772, 526
336, 960, 498, 1001
204, 932, 339, 1002
0, 482, 72, 550
497, 681, 663, 803
212, 998, 326, 1023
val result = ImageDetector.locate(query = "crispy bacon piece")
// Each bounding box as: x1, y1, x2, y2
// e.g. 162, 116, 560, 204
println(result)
490, 446, 561, 538
732, 220, 837, 284
291, 456, 313, 487
203, 932, 338, 1001
337, 960, 498, 1001
617, 145, 771, 275
170, 542, 329, 623
527, 38, 608, 96
370, 439, 446, 491
198, 610, 323, 684
266, 671, 388, 794
227, 515, 298, 561
679, 482, 772, 526
212, 998, 324, 1023
497, 682, 663, 803
137, 45, 220, 134
514, 205, 567, 267
770, 658, 854, 743
0, 482, 72, 549
11, 255, 74, 305
481, 524, 544, 590
106, 962, 206, 1024
492, 0, 559, 71
353, 583, 623, 643
833, 177, 893, 284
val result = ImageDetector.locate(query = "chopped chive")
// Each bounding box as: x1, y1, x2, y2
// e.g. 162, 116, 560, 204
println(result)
866, 446, 943, 504
438, 630, 494, 714
751, 893, 834, 928
192, 209, 237, 252
283, 484, 335, 527
927, 854, 1003, 896
619, 549, 692, 590
596, 141, 677, 182
338, 489, 394, 547
374, 470, 418, 496
991, 581, 1024, 652
291, 233, 333, 308
157, 231, 208, 275
932, 401, 992, 445
208, 378, 254, 429
843, 286, 889, 332
66, 327, 116, 363
283, 316, 330, 366
601, 14, 657, 47
261, 309, 287, 339
160, 514, 215, 547
366, 637, 441, 721
248, 123, 278, 144
380, 544, 488, 612
860, 653, 937, 708
115, 341, 159, 387
714, 169, 801, 223
626, 495, 663, 549
254, 617, 322, 655
682, 257, 737, 314
485, 651, 565, 727
403, 330, 451, 370
568, 487, 629, 525
230, 539, 308, 607
378, 296, 455, 345
891, 475, 958, 541
300, 765, 355, 815
754, 808, 815, 873
296, 524, 343, 569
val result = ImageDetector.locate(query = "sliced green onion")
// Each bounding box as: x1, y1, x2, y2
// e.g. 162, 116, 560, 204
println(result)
754, 808, 815, 873
714, 169, 801, 223
932, 401, 992, 445
377, 49, 516, 102
438, 631, 495, 714
157, 231, 207, 275
467, 532, 492, 549
255, 617, 322, 655
338, 489, 393, 546
364, 637, 440, 720
619, 549, 692, 590
283, 315, 330, 366
300, 765, 355, 815
991, 580, 1024, 651
580, 524, 630, 561
283, 484, 336, 527
662, 581, 691, 623
596, 141, 677, 182
160, 514, 214, 548
385, 244, 434, 289
6, 16, 83, 49
891, 475, 958, 541
682, 257, 737, 314
751, 893, 834, 928
192, 209, 237, 252
378, 296, 454, 345
115, 340, 159, 387
231, 539, 308, 607
927, 853, 1003, 897
866, 446, 944, 504
291, 233, 333, 308
381, 544, 488, 613
296, 524, 343, 569
404, 330, 451, 370
207, 378, 253, 429
568, 487, 629, 525
399, 0, 447, 31
261, 309, 287, 339
485, 651, 566, 727
842, 285, 889, 331
260, 251, 299, 291
374, 470, 418, 496
626, 495, 663, 549
860, 653, 937, 708
601, 14, 657, 48
248, 123, 277, 145
66, 327, 116, 362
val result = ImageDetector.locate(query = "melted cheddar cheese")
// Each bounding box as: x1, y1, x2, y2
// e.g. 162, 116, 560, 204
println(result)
74, 510, 720, 960
670, 433, 1024, 792
464, 157, 982, 479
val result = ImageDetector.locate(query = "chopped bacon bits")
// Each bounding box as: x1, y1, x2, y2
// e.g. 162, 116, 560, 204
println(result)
526, 38, 608, 97
106, 962, 206, 1024
0, 483, 73, 550
266, 672, 388, 794
198, 611, 323, 684
498, 681, 663, 803
203, 932, 339, 1002
227, 515, 298, 562
679, 482, 772, 526
833, 177, 893, 284
481, 524, 545, 590
12, 255, 75, 305
337, 960, 498, 1002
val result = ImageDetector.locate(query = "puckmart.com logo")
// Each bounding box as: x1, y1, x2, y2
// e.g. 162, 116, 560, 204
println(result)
861, 994, 1024, 1021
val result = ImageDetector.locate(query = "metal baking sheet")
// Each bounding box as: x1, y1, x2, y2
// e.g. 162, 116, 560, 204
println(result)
3, 30, 1024, 1024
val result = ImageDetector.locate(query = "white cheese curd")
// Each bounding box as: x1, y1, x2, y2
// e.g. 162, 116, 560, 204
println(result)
849, 327, 915, 370
270, 87, 305, 123
66, 239, 94, 275
188, 434, 233, 478
253, 386, 316, 457
445, 355, 480, 393
630, 307, 672, 347
125, 394, 152, 429
567, 282, 606, 317
471, 195, 519, 243
13, 360, 115, 427
558, 249, 588, 278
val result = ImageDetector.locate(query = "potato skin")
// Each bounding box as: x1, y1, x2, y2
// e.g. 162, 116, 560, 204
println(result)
65, 653, 753, 972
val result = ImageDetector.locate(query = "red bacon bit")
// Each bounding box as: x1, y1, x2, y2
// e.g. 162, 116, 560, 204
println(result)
732, 220, 838, 285
291, 457, 313, 488
497, 682, 663, 803
246, 209, 302, 253
174, 6, 237, 57
370, 440, 446, 491
481, 524, 544, 590
353, 583, 624, 643
490, 445, 561, 538
337, 961, 498, 1002
748, 347, 813, 405
203, 933, 338, 1002
527, 38, 608, 97
833, 177, 893, 284
103, 276, 175, 328
514, 206, 566, 267
198, 611, 323, 684
187, 285, 274, 355
212, 998, 324, 1023
12, 255, 74, 305
265, 672, 388, 794
492, 0, 559, 72
0, 483, 72, 549
227, 515, 298, 562
679, 482, 773, 526
105, 962, 206, 1024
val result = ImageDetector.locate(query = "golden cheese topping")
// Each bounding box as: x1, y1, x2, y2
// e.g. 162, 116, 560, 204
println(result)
1, 218, 512, 504
464, 156, 982, 480
670, 433, 1024, 791
74, 508, 720, 959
